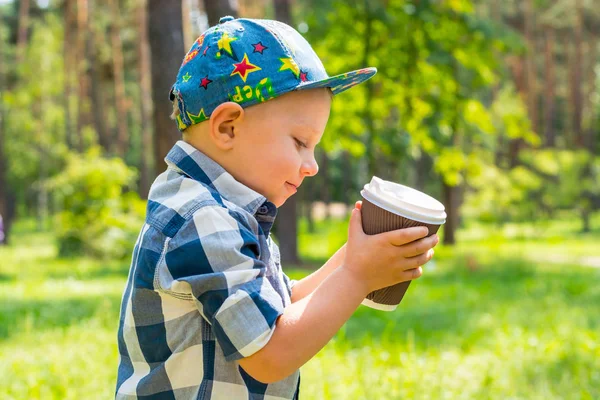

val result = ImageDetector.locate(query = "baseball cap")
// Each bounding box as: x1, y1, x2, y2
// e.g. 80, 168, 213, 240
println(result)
169, 15, 377, 131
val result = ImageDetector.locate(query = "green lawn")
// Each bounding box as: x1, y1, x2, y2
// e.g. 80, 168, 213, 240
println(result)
1, 214, 599, 399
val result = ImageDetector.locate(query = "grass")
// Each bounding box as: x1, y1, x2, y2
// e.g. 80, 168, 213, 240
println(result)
1, 213, 599, 399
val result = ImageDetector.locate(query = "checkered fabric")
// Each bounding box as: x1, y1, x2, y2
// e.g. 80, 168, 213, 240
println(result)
115, 141, 300, 399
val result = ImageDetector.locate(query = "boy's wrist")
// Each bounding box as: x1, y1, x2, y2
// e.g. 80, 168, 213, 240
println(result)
337, 264, 371, 297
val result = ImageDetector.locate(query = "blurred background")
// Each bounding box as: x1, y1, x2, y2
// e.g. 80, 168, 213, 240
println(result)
0, 0, 599, 399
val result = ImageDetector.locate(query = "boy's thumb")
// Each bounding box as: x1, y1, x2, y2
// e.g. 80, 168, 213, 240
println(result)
348, 207, 364, 237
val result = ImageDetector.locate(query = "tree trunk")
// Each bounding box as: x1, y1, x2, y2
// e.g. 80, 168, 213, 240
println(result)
444, 58, 464, 246
507, 2, 530, 166
442, 181, 461, 245
76, 0, 92, 151
63, 0, 76, 149
584, 34, 598, 149
342, 150, 351, 203
564, 33, 575, 147
305, 175, 316, 234
138, 0, 154, 197
580, 206, 591, 233
274, 0, 292, 23
182, 0, 193, 50
109, 0, 129, 158
149, 0, 186, 176
276, 195, 300, 264
239, 0, 266, 18
491, 0, 504, 166
507, 54, 525, 167
543, 26, 555, 147
88, 0, 110, 153
16, 0, 30, 65
0, 27, 14, 244
203, 0, 238, 27
524, 0, 538, 134
572, 0, 584, 147
415, 152, 432, 192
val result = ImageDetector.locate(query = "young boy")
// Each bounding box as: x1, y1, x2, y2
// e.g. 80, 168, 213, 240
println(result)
116, 16, 438, 399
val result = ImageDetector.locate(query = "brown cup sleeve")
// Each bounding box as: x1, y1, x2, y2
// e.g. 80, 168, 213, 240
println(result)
360, 197, 441, 308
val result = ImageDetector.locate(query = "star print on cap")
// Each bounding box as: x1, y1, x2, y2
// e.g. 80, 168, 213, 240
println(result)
169, 15, 377, 131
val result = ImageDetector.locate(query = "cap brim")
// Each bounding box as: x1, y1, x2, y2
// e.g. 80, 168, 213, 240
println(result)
295, 67, 377, 95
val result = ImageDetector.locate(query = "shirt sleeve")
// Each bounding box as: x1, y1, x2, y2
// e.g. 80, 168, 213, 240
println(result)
156, 204, 285, 362
282, 272, 298, 295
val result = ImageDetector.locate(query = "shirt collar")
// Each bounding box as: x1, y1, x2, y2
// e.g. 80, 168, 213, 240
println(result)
164, 141, 277, 218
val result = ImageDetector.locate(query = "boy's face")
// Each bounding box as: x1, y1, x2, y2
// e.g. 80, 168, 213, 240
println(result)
231, 89, 332, 208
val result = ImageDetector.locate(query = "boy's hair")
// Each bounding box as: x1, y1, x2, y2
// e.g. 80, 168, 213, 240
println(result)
167, 16, 375, 132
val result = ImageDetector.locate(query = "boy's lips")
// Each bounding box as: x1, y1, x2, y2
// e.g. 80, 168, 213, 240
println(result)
286, 182, 299, 192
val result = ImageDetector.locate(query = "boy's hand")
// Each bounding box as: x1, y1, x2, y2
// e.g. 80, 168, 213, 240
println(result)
341, 200, 439, 294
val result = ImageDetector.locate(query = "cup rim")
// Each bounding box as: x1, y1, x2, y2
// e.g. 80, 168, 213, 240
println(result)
361, 188, 446, 225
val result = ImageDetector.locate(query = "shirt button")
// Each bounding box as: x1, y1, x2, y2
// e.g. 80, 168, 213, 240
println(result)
219, 16, 235, 24
258, 205, 269, 214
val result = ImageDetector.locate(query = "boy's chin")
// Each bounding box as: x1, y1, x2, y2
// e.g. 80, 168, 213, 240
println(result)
270, 195, 291, 209
272, 198, 286, 209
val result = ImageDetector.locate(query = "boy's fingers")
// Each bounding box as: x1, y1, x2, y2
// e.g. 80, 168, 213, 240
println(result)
402, 249, 433, 271
348, 206, 364, 237
384, 226, 428, 247
401, 234, 439, 257
400, 266, 423, 281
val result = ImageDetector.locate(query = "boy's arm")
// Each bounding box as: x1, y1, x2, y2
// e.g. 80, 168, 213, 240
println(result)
289, 202, 363, 303
238, 264, 369, 384
289, 243, 346, 303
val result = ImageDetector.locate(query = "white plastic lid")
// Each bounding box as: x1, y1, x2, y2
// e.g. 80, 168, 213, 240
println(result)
360, 176, 447, 225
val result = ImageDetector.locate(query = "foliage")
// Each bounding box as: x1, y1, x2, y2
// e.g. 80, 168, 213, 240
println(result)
3, 13, 69, 207
490, 84, 539, 145
46, 147, 145, 258
300, 0, 529, 193
463, 149, 600, 225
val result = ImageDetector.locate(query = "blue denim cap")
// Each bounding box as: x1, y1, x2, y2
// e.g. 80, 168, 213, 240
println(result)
169, 16, 377, 131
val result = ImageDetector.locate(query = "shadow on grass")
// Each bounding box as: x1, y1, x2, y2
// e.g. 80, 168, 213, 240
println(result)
0, 294, 122, 342
335, 256, 600, 352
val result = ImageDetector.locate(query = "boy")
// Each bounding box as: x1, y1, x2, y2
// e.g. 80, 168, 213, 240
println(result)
116, 16, 438, 399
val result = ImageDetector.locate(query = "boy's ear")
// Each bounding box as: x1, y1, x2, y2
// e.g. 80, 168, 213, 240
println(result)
208, 102, 244, 150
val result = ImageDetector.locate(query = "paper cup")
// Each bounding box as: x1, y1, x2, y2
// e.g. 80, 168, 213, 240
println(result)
359, 176, 446, 311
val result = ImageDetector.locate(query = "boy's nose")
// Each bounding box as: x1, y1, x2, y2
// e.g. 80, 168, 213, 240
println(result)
301, 157, 319, 177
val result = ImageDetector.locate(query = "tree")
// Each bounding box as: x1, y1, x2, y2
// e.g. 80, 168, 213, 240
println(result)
148, 0, 185, 177
274, 0, 291, 23
542, 24, 556, 147
572, 0, 584, 147
0, 15, 13, 244
137, 0, 154, 197
109, 0, 129, 157
16, 0, 29, 65
88, 0, 110, 153
76, 0, 93, 150
203, 0, 238, 27
300, 0, 528, 245
62, 0, 76, 149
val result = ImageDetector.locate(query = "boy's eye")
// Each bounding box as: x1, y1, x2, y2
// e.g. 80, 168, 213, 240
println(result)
294, 138, 307, 148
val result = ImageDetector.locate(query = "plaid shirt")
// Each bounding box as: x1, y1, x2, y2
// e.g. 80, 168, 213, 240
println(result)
116, 141, 301, 399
